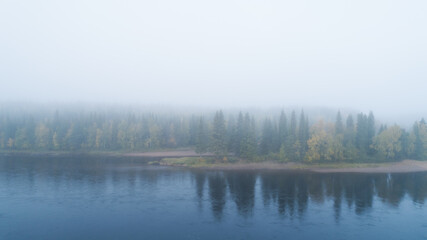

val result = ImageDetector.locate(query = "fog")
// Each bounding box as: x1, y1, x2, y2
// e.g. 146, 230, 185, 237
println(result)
1, 0, 426, 123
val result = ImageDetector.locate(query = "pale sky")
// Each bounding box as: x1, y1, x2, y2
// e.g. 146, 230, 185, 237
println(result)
1, 0, 426, 120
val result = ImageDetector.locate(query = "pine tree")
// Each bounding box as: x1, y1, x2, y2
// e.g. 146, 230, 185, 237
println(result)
286, 110, 298, 161
367, 111, 376, 155
240, 113, 257, 160
278, 110, 288, 147
298, 110, 309, 159
195, 117, 209, 155
413, 119, 427, 160
260, 118, 273, 155
210, 110, 227, 159
356, 113, 368, 153
233, 112, 244, 156
343, 114, 357, 161
335, 111, 344, 135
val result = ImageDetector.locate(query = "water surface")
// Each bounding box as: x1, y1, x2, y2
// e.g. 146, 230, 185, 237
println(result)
1, 155, 427, 239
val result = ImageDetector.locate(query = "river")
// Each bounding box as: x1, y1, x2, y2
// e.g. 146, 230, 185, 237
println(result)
1, 155, 426, 239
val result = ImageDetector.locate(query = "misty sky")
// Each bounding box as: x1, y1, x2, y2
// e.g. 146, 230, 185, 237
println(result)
1, 0, 426, 118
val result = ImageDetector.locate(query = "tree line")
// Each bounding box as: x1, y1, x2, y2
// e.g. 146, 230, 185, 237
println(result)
1, 107, 426, 162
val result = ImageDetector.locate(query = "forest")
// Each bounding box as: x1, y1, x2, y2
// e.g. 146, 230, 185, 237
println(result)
1, 105, 426, 163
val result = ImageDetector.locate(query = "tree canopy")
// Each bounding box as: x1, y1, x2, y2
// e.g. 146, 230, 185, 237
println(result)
1, 105, 425, 163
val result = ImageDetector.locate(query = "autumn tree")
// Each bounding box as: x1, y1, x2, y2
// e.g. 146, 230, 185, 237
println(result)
372, 125, 402, 160
305, 120, 344, 162
412, 119, 427, 160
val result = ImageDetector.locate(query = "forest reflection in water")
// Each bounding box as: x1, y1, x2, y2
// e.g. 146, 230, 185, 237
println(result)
195, 170, 427, 221
1, 155, 427, 224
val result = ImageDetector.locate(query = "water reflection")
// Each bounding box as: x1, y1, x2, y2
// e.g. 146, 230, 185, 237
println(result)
207, 172, 227, 220
203, 171, 427, 221
226, 172, 256, 217
2, 155, 427, 224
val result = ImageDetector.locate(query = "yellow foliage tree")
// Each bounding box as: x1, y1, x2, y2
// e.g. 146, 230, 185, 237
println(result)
372, 125, 402, 160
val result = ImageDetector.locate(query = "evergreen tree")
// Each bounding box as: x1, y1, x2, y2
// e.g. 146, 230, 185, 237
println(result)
413, 119, 427, 160
260, 118, 273, 155
286, 110, 299, 161
343, 114, 357, 161
195, 117, 209, 155
335, 111, 344, 135
233, 112, 244, 156
271, 120, 280, 152
298, 110, 309, 158
344, 115, 355, 144
240, 113, 257, 160
226, 115, 235, 154
210, 110, 227, 159
278, 110, 288, 147
367, 111, 376, 155
356, 113, 369, 154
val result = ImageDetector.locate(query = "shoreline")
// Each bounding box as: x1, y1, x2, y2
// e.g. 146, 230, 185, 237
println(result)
160, 160, 427, 173
0, 149, 211, 158
2, 150, 427, 173
158, 157, 427, 173
124, 150, 213, 157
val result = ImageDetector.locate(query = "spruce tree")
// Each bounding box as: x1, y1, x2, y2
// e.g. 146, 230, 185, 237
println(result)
210, 110, 227, 159
233, 112, 244, 156
335, 111, 344, 135
278, 110, 288, 147
195, 117, 208, 155
286, 110, 298, 161
298, 110, 308, 159
260, 118, 273, 155
240, 113, 257, 160
367, 111, 376, 155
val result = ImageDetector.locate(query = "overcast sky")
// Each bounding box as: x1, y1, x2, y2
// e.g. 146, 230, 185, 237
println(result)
1, 0, 426, 119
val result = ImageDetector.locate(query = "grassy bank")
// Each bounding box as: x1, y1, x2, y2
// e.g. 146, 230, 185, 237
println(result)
158, 157, 384, 168
157, 157, 427, 173
158, 156, 239, 168
2, 150, 427, 173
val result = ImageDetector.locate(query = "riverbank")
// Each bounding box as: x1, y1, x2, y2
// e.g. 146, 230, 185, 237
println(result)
0, 149, 207, 158
2, 150, 427, 173
159, 157, 427, 173
124, 150, 213, 157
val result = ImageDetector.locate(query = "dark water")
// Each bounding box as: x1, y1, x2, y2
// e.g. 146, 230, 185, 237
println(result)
1, 156, 427, 239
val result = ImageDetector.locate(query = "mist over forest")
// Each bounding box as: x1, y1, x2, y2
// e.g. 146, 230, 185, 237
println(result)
1, 0, 427, 162
1, 103, 426, 163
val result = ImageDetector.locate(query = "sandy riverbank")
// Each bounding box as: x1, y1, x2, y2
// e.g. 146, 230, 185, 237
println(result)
160, 158, 427, 173
124, 150, 213, 157
2, 150, 427, 173
308, 160, 427, 173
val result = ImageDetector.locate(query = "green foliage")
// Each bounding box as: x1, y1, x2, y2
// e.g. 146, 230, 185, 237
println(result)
260, 118, 274, 155
195, 117, 209, 154
0, 106, 423, 163
298, 111, 309, 159
335, 111, 344, 135
239, 114, 257, 161
372, 125, 402, 160
412, 119, 427, 160
210, 110, 227, 159
278, 111, 288, 148
356, 112, 375, 155
305, 121, 344, 162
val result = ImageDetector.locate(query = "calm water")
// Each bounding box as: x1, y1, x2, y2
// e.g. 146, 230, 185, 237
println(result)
1, 155, 427, 240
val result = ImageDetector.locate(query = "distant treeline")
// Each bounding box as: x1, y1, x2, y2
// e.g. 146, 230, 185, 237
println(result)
0, 106, 426, 162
